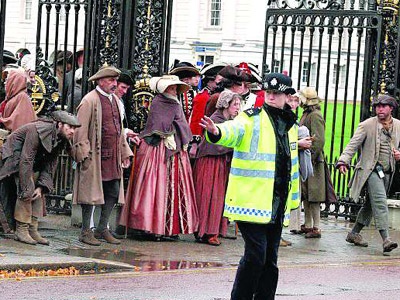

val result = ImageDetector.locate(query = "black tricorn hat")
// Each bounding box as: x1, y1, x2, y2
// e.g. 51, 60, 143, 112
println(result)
169, 60, 200, 79
218, 65, 251, 84
262, 72, 296, 95
118, 69, 134, 86
2, 50, 18, 65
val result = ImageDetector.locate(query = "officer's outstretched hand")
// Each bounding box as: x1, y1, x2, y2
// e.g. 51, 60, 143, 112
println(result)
200, 116, 219, 135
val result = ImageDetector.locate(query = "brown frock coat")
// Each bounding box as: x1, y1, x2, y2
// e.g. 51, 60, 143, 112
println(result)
71, 89, 132, 205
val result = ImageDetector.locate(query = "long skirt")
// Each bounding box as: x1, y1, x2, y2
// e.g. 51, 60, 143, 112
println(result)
192, 155, 231, 238
122, 142, 198, 236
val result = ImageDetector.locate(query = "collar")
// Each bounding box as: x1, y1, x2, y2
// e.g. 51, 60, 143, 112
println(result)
264, 103, 297, 129
96, 86, 113, 101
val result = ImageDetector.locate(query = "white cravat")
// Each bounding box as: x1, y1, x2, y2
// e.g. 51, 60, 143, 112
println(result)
96, 86, 113, 103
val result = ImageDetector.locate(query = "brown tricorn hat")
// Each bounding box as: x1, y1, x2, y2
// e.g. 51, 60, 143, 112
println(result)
88, 65, 121, 82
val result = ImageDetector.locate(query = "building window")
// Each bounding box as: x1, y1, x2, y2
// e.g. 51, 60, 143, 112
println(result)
332, 64, 345, 87
198, 55, 214, 64
302, 62, 309, 83
273, 60, 280, 73
210, 0, 221, 27
25, 0, 33, 20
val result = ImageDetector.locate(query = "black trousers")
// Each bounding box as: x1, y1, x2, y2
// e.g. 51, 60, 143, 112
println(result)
231, 222, 283, 300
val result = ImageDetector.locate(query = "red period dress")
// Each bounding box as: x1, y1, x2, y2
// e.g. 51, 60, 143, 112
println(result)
192, 109, 233, 238
122, 93, 198, 236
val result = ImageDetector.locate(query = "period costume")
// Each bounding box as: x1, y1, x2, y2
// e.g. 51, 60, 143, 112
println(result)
298, 88, 327, 238
190, 63, 226, 137
193, 104, 234, 245
0, 69, 37, 132
337, 95, 400, 252
71, 65, 133, 246
0, 111, 80, 244
169, 61, 200, 122
122, 75, 198, 236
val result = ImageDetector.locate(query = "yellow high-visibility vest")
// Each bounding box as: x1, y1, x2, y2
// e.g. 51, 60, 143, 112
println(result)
206, 108, 299, 226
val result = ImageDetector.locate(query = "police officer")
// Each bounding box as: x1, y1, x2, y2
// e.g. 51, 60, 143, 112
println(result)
200, 73, 299, 299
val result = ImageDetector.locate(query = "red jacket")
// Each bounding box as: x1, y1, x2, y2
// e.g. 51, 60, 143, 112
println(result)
190, 88, 210, 136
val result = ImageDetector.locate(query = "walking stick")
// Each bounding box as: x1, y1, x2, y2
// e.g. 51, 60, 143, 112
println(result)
124, 144, 137, 238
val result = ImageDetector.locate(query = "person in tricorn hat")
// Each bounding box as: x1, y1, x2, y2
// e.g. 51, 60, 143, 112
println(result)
120, 75, 198, 239
114, 69, 140, 144
337, 94, 400, 254
190, 63, 226, 137
71, 65, 133, 246
169, 60, 201, 122
50, 50, 74, 100
204, 65, 249, 117
200, 72, 299, 299
236, 62, 264, 110
0, 110, 80, 244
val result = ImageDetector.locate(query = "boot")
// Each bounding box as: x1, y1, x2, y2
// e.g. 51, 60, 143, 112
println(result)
305, 227, 321, 238
29, 217, 49, 245
280, 238, 292, 247
79, 229, 101, 246
94, 228, 121, 244
14, 221, 37, 245
346, 232, 368, 247
383, 238, 398, 253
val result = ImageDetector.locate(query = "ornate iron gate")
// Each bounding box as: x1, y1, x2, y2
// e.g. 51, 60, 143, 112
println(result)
262, 0, 400, 219
34, 0, 173, 213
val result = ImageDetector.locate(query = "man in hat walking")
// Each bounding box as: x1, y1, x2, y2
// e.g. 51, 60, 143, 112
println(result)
0, 111, 80, 244
200, 73, 299, 299
337, 94, 400, 253
71, 65, 133, 246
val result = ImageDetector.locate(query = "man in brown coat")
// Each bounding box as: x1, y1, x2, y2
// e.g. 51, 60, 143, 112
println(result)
337, 95, 400, 253
0, 111, 80, 245
71, 65, 133, 246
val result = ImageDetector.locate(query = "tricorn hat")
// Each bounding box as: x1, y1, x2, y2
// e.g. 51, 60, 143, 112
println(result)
118, 69, 134, 86
51, 110, 81, 127
237, 62, 262, 83
2, 50, 18, 65
372, 94, 398, 110
88, 65, 120, 82
298, 87, 322, 106
169, 60, 200, 79
149, 75, 190, 95
218, 65, 251, 84
262, 73, 296, 95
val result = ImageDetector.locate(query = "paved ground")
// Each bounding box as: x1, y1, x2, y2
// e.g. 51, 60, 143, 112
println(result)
1, 215, 400, 299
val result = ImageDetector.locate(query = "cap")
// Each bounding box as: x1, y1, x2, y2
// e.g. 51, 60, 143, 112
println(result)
298, 87, 322, 106
52, 110, 81, 127
262, 73, 296, 95
372, 94, 398, 110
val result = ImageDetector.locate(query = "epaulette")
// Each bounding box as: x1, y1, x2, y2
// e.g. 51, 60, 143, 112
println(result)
244, 107, 262, 117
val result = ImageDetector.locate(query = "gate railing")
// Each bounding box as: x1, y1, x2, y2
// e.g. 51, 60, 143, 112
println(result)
262, 0, 391, 218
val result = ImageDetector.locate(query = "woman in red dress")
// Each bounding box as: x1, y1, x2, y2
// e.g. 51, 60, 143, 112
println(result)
122, 75, 198, 238
192, 90, 241, 245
